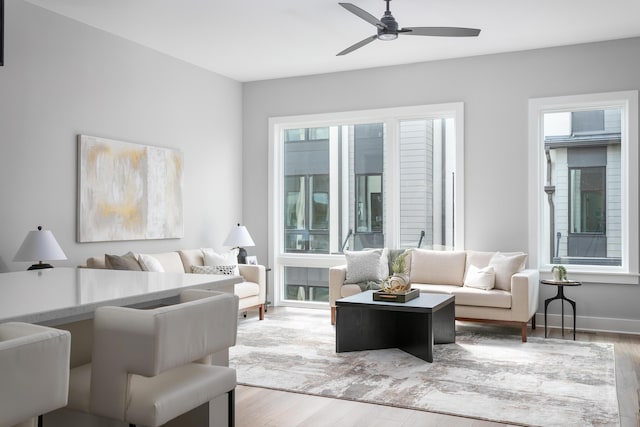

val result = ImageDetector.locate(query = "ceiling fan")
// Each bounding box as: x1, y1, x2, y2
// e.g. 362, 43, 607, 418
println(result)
337, 0, 481, 56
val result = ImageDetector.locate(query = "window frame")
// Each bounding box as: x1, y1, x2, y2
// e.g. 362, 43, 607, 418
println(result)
528, 91, 639, 283
269, 103, 465, 308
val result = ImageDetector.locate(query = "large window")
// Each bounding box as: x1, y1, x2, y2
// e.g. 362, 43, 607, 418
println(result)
528, 91, 638, 281
270, 104, 464, 306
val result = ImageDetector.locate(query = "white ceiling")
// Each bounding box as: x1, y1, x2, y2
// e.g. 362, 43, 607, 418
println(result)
24, 0, 640, 82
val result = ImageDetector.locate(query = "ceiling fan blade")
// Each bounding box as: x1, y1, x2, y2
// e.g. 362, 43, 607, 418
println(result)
402, 27, 481, 37
339, 3, 387, 29
337, 34, 378, 56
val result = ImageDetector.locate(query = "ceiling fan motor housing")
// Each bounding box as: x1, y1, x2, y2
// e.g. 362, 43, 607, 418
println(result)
378, 11, 399, 40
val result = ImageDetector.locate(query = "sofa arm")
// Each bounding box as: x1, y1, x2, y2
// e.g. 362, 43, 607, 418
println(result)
329, 265, 348, 308
238, 264, 266, 305
510, 269, 540, 322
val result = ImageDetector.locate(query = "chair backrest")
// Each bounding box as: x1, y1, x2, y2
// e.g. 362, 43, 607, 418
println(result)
89, 292, 239, 420
0, 322, 71, 426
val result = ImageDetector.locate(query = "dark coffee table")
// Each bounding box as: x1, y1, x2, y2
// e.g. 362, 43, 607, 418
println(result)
335, 290, 455, 362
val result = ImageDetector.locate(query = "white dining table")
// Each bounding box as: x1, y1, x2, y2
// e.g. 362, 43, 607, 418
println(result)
0, 267, 242, 326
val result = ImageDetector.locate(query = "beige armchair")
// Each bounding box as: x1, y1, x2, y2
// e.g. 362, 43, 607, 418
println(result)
66, 291, 239, 427
0, 322, 71, 427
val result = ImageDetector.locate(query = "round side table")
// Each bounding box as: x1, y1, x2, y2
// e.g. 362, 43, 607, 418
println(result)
541, 279, 582, 340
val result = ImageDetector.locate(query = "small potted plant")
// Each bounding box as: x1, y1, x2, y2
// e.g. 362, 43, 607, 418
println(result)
382, 250, 410, 293
551, 265, 567, 281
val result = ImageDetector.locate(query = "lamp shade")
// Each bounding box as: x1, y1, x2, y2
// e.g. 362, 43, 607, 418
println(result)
223, 224, 255, 248
14, 226, 67, 265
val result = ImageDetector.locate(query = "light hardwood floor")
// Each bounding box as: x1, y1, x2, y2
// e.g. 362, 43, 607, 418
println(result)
235, 309, 640, 427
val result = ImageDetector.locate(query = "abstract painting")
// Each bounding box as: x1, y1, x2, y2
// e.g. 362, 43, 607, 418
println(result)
77, 135, 183, 242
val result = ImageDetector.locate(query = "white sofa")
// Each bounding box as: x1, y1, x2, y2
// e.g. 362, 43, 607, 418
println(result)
330, 249, 539, 341
85, 249, 266, 320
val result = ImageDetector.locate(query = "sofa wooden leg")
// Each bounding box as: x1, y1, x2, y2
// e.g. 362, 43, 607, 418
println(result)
330, 307, 336, 325
258, 304, 265, 320
521, 323, 527, 342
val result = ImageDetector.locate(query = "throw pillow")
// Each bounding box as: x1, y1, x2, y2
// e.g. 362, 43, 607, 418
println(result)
344, 249, 389, 284
463, 265, 496, 290
201, 248, 239, 275
104, 252, 143, 271
137, 254, 165, 272
191, 265, 237, 276
489, 252, 527, 291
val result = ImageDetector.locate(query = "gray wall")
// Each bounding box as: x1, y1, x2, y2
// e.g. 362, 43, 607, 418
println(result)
0, 1, 243, 272
243, 37, 640, 332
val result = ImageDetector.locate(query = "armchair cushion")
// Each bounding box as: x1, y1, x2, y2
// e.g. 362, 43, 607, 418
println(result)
127, 363, 236, 427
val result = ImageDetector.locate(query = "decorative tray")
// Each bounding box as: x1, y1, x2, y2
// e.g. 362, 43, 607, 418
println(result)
373, 288, 419, 303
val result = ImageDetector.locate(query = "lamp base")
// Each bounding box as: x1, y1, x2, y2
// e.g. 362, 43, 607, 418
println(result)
27, 263, 54, 270
237, 247, 247, 264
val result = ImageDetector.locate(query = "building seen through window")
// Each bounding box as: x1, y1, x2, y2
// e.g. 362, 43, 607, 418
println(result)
279, 113, 458, 303
543, 109, 621, 266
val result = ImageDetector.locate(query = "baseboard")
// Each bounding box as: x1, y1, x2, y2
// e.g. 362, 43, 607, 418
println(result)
534, 312, 640, 335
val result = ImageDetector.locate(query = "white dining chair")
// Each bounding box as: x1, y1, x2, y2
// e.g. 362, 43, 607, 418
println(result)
66, 291, 239, 427
0, 322, 71, 427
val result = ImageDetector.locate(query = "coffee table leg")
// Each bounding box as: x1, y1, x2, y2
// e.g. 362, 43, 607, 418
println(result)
426, 313, 434, 363
433, 300, 456, 344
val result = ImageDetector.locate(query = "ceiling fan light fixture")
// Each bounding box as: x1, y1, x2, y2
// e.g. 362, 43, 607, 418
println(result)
377, 32, 398, 41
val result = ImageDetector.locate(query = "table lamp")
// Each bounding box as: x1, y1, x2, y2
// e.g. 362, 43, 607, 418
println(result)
14, 226, 67, 270
223, 223, 255, 264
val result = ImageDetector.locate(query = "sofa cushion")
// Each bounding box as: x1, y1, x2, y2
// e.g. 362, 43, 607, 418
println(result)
452, 287, 512, 309
137, 254, 165, 272
344, 249, 389, 284
410, 249, 466, 286
105, 252, 143, 271
86, 256, 106, 269
178, 249, 205, 273
489, 252, 527, 291
463, 265, 495, 290
410, 283, 460, 295
465, 250, 496, 271
146, 252, 185, 273
202, 249, 239, 275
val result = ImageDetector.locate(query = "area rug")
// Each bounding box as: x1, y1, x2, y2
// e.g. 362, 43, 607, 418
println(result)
229, 307, 620, 426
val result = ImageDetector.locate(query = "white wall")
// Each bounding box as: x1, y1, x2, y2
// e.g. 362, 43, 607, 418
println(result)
0, 1, 243, 272
243, 37, 640, 331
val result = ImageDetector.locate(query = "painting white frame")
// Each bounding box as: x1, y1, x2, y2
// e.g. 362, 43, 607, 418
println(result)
77, 135, 184, 242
